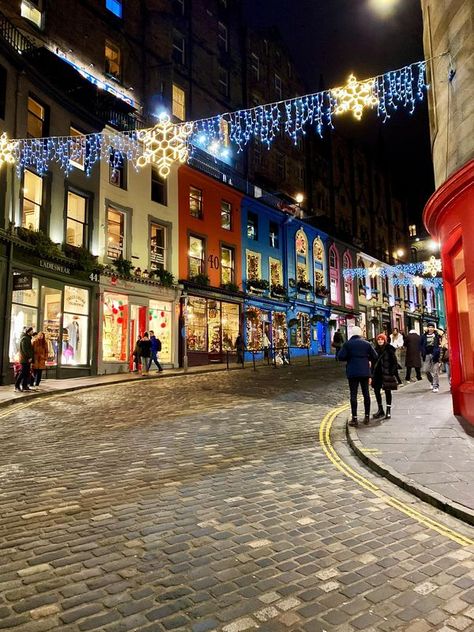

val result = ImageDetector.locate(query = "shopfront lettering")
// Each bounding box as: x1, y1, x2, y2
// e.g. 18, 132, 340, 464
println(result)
39, 260, 71, 275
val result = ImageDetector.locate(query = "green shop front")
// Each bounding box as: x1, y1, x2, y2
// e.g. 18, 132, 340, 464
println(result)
0, 240, 98, 384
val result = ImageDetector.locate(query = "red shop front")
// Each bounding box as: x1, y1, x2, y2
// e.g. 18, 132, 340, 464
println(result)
423, 160, 474, 426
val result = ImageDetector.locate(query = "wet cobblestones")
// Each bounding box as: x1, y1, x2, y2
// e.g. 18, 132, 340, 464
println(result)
0, 359, 473, 631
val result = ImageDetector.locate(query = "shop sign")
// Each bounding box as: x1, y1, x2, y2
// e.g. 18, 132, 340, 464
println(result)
64, 286, 89, 315
12, 272, 33, 291
39, 260, 71, 275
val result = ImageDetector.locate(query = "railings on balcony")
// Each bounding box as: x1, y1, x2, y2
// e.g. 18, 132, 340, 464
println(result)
0, 9, 36, 55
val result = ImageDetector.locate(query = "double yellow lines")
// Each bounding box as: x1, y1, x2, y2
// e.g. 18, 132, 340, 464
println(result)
319, 404, 474, 547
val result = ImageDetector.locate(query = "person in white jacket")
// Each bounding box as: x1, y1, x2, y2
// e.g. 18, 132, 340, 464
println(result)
389, 328, 404, 385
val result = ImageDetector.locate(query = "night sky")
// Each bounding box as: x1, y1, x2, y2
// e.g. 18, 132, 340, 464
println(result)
243, 0, 435, 226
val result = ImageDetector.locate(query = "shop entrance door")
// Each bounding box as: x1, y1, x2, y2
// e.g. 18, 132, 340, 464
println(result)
40, 285, 63, 379
129, 305, 148, 371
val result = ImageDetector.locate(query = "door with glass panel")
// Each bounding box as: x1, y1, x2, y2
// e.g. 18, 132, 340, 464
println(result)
40, 286, 63, 376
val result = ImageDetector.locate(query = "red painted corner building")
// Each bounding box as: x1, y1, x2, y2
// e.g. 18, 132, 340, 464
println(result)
178, 165, 243, 366
424, 160, 474, 426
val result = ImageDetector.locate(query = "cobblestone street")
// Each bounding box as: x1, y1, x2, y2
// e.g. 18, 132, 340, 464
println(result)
0, 359, 473, 632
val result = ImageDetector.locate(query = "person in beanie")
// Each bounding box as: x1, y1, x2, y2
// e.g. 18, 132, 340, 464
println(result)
337, 326, 378, 427
14, 326, 34, 392
371, 333, 398, 420
420, 322, 441, 392
404, 329, 422, 382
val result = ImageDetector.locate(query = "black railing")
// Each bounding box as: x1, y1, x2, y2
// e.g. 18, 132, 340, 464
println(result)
0, 9, 36, 55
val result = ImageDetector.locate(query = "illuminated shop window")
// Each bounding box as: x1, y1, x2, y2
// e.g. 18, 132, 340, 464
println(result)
148, 300, 172, 363
62, 286, 89, 365
102, 293, 128, 362
9, 277, 39, 362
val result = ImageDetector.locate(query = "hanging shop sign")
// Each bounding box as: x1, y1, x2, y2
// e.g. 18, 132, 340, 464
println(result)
12, 271, 33, 291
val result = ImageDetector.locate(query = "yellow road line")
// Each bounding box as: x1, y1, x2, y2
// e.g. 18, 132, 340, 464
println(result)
319, 405, 474, 547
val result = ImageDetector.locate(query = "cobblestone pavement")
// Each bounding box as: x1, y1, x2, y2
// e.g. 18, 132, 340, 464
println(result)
0, 359, 473, 632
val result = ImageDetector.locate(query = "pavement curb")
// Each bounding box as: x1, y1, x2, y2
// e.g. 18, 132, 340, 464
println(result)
345, 416, 474, 527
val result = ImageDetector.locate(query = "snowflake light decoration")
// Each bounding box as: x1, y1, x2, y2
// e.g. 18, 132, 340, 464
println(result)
137, 114, 194, 178
0, 132, 18, 169
423, 256, 442, 277
331, 74, 379, 120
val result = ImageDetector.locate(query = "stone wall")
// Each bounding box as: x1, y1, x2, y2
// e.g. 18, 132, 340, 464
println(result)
420, 0, 474, 187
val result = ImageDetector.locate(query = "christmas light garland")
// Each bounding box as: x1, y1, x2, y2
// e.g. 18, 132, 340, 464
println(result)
343, 258, 443, 288
0, 60, 428, 178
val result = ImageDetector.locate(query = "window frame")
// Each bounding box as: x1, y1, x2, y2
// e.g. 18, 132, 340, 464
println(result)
21, 169, 43, 232
247, 211, 258, 241
27, 94, 48, 138
218, 66, 230, 98
220, 200, 232, 230
148, 218, 170, 272
329, 244, 340, 304
105, 39, 122, 81
188, 233, 206, 278
151, 167, 167, 205
220, 244, 235, 285
189, 186, 203, 219
218, 21, 228, 52
65, 187, 91, 249
172, 31, 186, 65
109, 150, 127, 190
250, 53, 259, 81
172, 83, 186, 121
104, 200, 132, 262
21, 0, 44, 29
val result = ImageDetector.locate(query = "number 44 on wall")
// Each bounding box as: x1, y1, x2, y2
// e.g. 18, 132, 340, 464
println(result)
89, 272, 100, 282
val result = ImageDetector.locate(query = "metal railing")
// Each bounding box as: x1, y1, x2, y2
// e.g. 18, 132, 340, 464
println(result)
226, 345, 313, 371
0, 9, 36, 55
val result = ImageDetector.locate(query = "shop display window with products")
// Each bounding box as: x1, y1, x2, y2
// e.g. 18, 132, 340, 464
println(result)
148, 300, 172, 363
62, 286, 89, 365
103, 293, 128, 361
9, 277, 39, 361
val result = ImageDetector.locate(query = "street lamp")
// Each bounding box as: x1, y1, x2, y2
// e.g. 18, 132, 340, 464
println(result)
295, 193, 304, 205
368, 0, 400, 17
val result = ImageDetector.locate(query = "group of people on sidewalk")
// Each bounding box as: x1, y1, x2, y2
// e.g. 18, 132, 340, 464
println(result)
336, 323, 449, 426
13, 327, 49, 393
132, 331, 164, 376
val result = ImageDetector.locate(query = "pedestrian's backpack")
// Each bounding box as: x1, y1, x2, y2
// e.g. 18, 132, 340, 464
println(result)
156, 338, 162, 352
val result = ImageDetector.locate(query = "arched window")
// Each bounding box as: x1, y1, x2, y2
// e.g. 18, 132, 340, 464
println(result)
329, 245, 340, 304
343, 251, 353, 308
313, 237, 326, 294
428, 288, 435, 312
357, 257, 366, 295
295, 229, 308, 282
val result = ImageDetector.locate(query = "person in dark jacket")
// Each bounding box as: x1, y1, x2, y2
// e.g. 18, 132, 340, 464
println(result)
332, 330, 344, 360
147, 330, 163, 372
132, 337, 141, 372
420, 322, 441, 392
337, 326, 378, 426
371, 333, 398, 420
15, 327, 34, 393
138, 332, 152, 376
404, 329, 422, 382
235, 334, 244, 365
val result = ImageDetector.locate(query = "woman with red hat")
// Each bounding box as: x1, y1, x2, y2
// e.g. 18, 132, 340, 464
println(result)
371, 333, 398, 420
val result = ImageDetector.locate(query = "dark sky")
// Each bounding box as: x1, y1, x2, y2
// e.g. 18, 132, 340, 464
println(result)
242, 0, 435, 225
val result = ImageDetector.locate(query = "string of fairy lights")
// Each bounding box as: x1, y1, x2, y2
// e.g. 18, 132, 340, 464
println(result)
343, 256, 443, 290
0, 59, 428, 179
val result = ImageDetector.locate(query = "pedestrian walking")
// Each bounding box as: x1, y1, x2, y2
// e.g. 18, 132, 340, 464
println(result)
404, 329, 422, 382
337, 326, 378, 427
421, 322, 441, 392
332, 329, 344, 360
389, 327, 404, 384
371, 333, 398, 420
31, 332, 48, 388
148, 330, 163, 372
132, 337, 141, 372
263, 329, 270, 360
235, 334, 244, 365
138, 332, 152, 376
14, 326, 34, 393
440, 328, 450, 385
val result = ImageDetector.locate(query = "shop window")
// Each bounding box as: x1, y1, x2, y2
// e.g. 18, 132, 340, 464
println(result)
69, 126, 85, 171
296, 313, 310, 347
222, 302, 239, 351
245, 306, 266, 351
295, 229, 308, 282
172, 84, 186, 121
343, 251, 353, 307
187, 297, 207, 351
151, 167, 167, 205
42, 286, 63, 366
218, 22, 228, 52
269, 258, 282, 286
150, 222, 166, 271
274, 73, 282, 99
250, 53, 259, 81
218, 66, 229, 98
246, 251, 261, 281
172, 31, 186, 65
63, 286, 89, 365
109, 151, 127, 189
148, 301, 172, 362
247, 212, 258, 240
221, 246, 234, 285
189, 186, 203, 218
329, 245, 340, 303
27, 96, 47, 138
66, 191, 88, 248
21, 170, 43, 231
0, 64, 6, 120
188, 235, 205, 277
221, 200, 232, 230
21, 0, 44, 28
105, 40, 121, 80
269, 221, 279, 248
273, 311, 287, 348
9, 277, 39, 362
106, 206, 125, 259
106, 0, 122, 18
102, 293, 128, 362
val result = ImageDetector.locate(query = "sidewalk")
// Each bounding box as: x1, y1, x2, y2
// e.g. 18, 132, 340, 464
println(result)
346, 374, 474, 525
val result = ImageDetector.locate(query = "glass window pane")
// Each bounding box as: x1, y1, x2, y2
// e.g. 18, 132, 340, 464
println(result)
208, 301, 221, 353
9, 304, 37, 362
107, 208, 125, 259
42, 287, 62, 366
13, 276, 39, 307
148, 300, 172, 363
64, 286, 89, 315
189, 235, 204, 277
102, 293, 128, 361
172, 84, 186, 120
69, 127, 85, 170
62, 313, 88, 365
187, 297, 207, 351
150, 223, 166, 271
222, 303, 239, 351
66, 192, 87, 247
